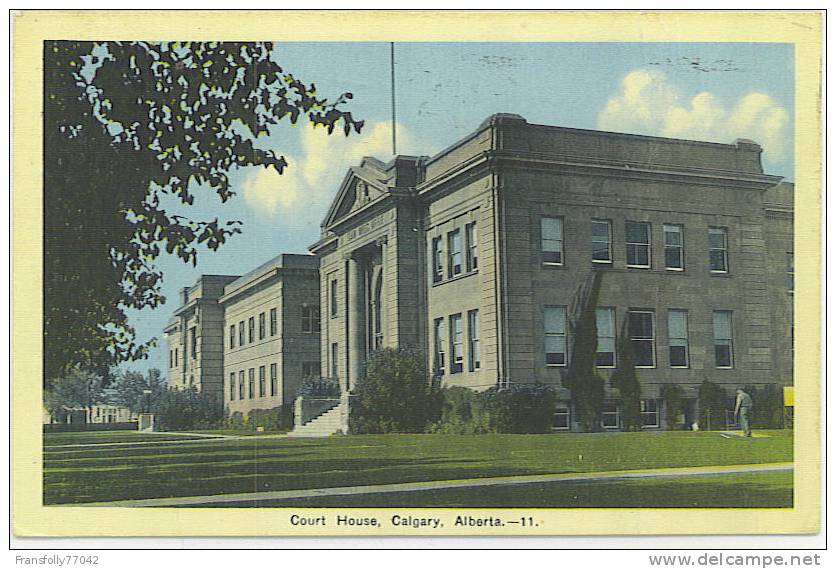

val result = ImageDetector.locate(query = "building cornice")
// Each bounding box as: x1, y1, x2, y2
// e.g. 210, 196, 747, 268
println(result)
415, 149, 782, 200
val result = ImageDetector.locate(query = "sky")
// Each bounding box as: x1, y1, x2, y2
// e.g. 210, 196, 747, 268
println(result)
124, 41, 794, 375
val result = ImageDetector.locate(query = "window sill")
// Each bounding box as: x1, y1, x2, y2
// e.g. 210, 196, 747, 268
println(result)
546, 364, 567, 368
626, 265, 651, 270
665, 267, 685, 272
431, 269, 479, 288
710, 271, 732, 277
592, 260, 613, 266
542, 262, 565, 269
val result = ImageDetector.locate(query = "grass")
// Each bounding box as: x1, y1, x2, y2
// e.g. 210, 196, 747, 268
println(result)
193, 471, 793, 508
42, 431, 216, 446
43, 430, 793, 506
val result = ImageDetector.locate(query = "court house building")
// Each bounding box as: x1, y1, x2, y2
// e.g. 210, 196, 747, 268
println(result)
167, 113, 794, 432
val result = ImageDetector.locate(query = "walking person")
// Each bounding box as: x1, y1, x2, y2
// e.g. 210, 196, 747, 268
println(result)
735, 387, 753, 437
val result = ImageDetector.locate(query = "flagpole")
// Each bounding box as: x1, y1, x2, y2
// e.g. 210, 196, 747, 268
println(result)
390, 41, 397, 156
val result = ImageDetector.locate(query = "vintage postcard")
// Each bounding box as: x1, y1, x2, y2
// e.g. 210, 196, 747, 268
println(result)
11, 10, 822, 537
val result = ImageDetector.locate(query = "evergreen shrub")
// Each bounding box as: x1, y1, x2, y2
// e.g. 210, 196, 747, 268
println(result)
349, 348, 442, 434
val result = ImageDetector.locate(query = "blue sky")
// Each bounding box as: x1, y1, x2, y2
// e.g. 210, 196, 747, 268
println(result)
125, 41, 794, 375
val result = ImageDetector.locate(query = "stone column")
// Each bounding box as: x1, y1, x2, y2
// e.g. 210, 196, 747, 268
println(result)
347, 254, 366, 390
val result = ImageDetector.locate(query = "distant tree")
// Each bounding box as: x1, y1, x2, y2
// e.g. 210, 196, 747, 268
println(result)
43, 367, 105, 419
44, 41, 363, 385
350, 348, 442, 434
109, 368, 166, 413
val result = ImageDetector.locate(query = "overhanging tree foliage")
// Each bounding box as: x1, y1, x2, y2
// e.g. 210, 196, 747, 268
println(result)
44, 41, 363, 385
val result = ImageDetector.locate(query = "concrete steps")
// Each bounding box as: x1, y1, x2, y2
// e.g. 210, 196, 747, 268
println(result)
287, 402, 344, 437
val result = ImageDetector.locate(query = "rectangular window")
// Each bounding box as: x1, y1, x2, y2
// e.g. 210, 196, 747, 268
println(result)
468, 309, 481, 371
229, 373, 236, 401
258, 365, 266, 398
626, 221, 651, 268
591, 219, 612, 263
595, 308, 616, 367
465, 222, 478, 272
449, 313, 463, 373
258, 312, 266, 340
248, 368, 255, 399
238, 320, 245, 346
541, 217, 564, 265
544, 306, 568, 366
270, 308, 278, 336
713, 310, 734, 368
330, 279, 338, 317
602, 403, 620, 429
787, 252, 794, 294
248, 317, 255, 343
431, 236, 443, 283
229, 324, 236, 349
668, 309, 689, 368
433, 318, 446, 375
174, 348, 178, 367
641, 399, 659, 428
664, 224, 684, 270
238, 370, 245, 400
709, 227, 729, 273
447, 229, 462, 278
330, 342, 339, 377
302, 361, 320, 379
270, 363, 278, 397
302, 306, 321, 333
189, 327, 197, 359
552, 406, 571, 430
628, 310, 656, 367
169, 350, 174, 368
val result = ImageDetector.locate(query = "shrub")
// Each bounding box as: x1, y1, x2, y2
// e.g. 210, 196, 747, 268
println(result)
428, 386, 493, 434
298, 376, 341, 398
698, 380, 727, 431
746, 384, 785, 429
661, 384, 686, 430
611, 319, 641, 431
485, 383, 557, 434
151, 387, 223, 431
349, 347, 442, 434
248, 405, 294, 432
563, 271, 605, 431
225, 411, 245, 429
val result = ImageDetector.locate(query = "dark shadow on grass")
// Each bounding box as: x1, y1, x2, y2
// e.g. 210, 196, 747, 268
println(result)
44, 457, 516, 505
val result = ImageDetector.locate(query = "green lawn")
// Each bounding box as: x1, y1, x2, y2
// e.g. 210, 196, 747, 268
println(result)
43, 431, 217, 446
193, 471, 792, 508
43, 430, 793, 506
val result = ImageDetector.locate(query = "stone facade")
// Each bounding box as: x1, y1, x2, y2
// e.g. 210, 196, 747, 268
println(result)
220, 254, 321, 416
311, 113, 793, 430
164, 275, 239, 397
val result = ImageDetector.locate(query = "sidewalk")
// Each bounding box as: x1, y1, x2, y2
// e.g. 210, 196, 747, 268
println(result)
70, 461, 793, 508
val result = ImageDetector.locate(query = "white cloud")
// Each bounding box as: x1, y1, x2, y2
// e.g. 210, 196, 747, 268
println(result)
597, 69, 789, 162
241, 121, 421, 221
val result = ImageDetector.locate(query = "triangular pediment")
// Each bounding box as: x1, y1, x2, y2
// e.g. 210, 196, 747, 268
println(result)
322, 164, 390, 229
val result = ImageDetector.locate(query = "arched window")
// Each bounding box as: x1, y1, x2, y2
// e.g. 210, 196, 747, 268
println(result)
373, 270, 383, 349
